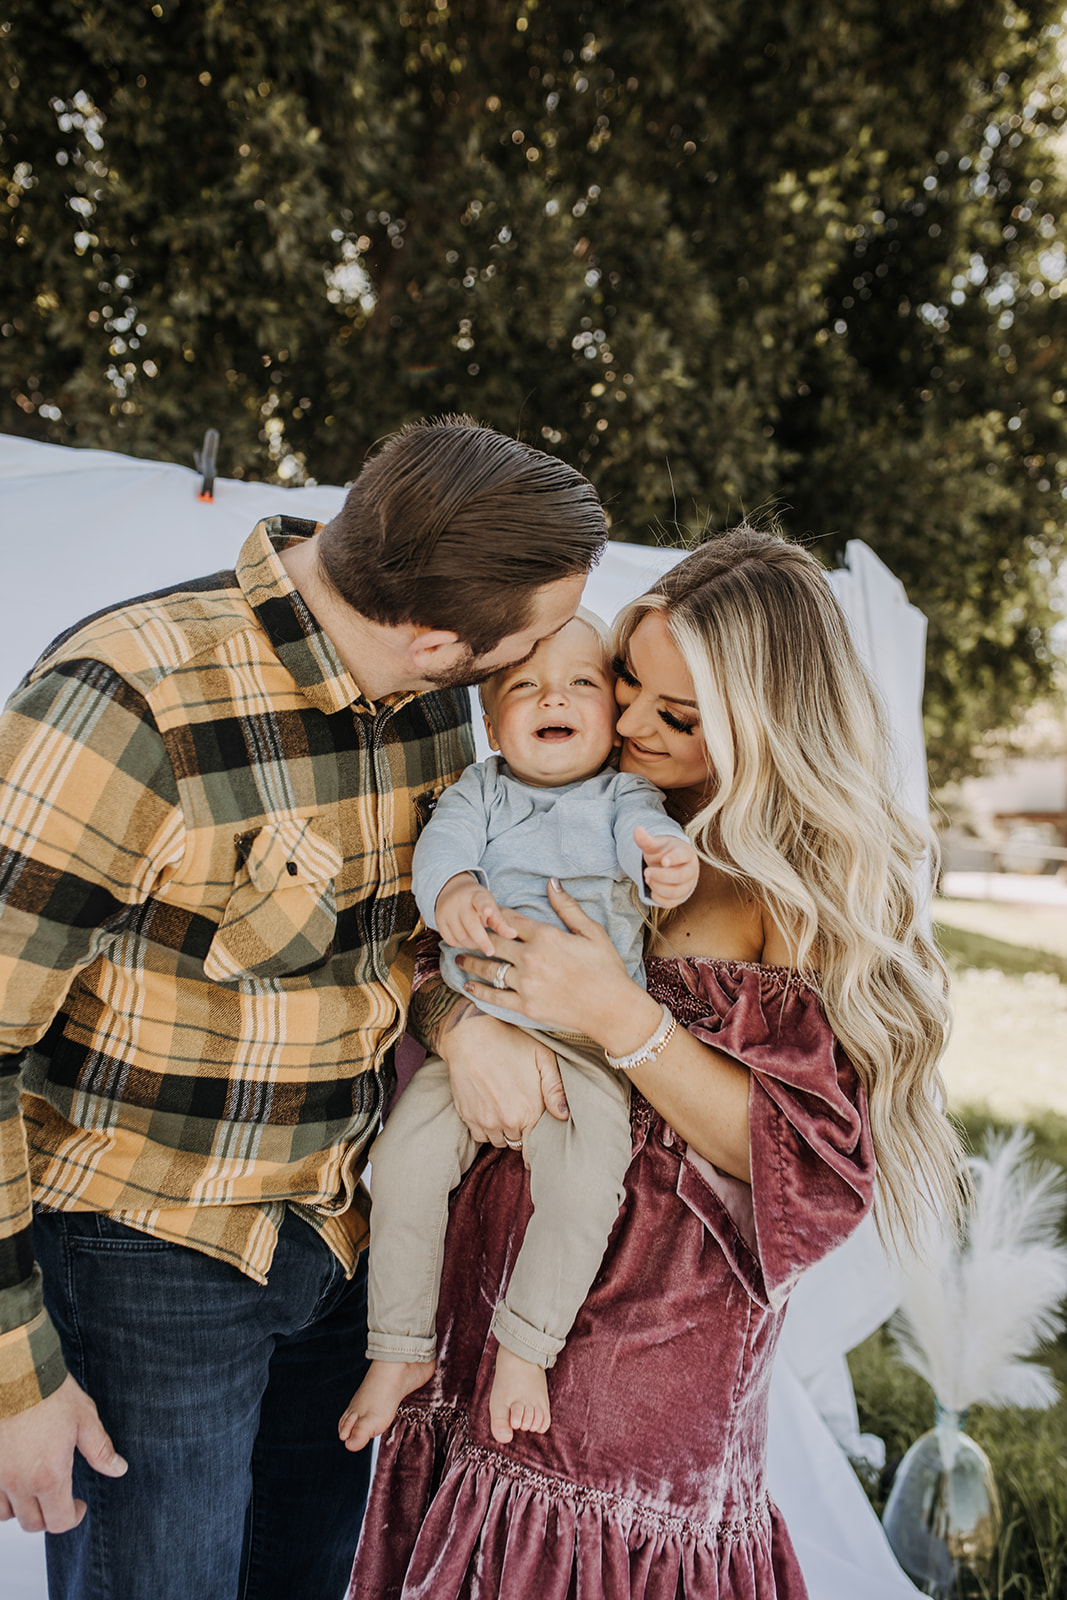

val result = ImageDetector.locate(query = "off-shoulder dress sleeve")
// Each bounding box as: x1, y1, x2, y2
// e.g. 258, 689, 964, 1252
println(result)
662, 959, 875, 1313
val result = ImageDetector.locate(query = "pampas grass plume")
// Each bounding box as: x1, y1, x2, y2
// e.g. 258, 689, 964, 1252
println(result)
890, 1126, 1067, 1413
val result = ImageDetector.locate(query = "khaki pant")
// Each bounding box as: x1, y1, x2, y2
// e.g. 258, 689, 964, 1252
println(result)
365, 1032, 632, 1369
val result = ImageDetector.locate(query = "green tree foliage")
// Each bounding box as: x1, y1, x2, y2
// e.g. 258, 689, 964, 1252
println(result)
2, 0, 1065, 782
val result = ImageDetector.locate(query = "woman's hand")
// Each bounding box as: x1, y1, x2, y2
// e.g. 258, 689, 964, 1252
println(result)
457, 880, 659, 1053
459, 881, 753, 1181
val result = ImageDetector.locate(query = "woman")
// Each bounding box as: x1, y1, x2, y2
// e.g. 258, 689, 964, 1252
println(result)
349, 525, 966, 1599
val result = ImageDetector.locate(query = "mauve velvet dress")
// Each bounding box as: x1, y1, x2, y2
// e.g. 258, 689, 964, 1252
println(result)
349, 955, 875, 1600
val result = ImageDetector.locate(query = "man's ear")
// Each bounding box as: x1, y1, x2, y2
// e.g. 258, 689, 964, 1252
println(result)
408, 626, 463, 674
483, 712, 500, 753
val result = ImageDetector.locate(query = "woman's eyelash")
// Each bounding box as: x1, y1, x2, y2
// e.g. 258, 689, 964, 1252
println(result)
614, 654, 696, 734
659, 708, 698, 736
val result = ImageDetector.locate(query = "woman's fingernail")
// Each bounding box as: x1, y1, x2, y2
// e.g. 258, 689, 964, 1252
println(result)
549, 877, 562, 891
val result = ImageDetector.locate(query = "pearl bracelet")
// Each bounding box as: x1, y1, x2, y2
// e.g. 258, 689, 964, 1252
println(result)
605, 1003, 677, 1073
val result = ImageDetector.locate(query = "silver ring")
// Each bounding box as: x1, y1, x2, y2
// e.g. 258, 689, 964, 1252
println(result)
492, 960, 511, 991
504, 1136, 523, 1150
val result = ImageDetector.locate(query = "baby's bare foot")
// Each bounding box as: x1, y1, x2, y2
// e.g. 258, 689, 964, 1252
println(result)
338, 1357, 435, 1452
489, 1347, 551, 1444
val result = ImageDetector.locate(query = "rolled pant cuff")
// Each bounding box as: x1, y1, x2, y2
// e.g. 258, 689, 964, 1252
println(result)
364, 1332, 436, 1363
491, 1303, 566, 1370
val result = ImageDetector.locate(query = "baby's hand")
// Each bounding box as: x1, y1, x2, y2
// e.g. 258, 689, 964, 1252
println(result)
635, 826, 700, 909
434, 873, 518, 956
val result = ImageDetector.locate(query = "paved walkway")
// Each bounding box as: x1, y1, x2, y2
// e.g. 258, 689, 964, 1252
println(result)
942, 870, 1067, 908
939, 872, 1067, 1122
0, 1518, 46, 1599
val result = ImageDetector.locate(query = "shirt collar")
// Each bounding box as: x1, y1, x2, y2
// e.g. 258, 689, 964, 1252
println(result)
236, 516, 417, 717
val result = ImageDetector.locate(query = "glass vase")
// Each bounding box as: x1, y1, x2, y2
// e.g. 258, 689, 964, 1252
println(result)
881, 1404, 1001, 1599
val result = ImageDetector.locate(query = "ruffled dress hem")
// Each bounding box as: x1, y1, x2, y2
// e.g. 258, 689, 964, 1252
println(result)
350, 1400, 802, 1600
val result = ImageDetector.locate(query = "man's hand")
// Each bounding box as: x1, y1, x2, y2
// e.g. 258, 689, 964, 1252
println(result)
636, 826, 700, 909
435, 1001, 568, 1153
434, 873, 518, 957
0, 1374, 127, 1534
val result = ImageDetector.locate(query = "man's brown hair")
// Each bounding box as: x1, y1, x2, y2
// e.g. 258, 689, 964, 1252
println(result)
317, 415, 607, 654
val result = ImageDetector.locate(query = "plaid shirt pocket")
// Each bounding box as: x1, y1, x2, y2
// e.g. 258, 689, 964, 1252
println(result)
203, 815, 343, 982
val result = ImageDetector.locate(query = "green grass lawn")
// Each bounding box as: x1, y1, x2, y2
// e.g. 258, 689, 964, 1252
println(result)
847, 897, 1067, 1599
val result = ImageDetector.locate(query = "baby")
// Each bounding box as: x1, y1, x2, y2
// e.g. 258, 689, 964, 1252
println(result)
340, 610, 699, 1450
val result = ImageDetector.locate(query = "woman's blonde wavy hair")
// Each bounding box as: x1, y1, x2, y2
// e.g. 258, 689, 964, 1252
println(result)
616, 523, 968, 1250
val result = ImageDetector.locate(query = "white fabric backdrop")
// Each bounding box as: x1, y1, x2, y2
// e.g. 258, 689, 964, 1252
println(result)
0, 433, 921, 1597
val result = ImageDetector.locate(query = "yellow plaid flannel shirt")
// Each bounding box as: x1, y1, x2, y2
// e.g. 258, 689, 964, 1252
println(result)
0, 518, 473, 1417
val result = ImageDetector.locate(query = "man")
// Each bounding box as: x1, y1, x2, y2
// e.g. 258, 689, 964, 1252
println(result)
0, 415, 606, 1599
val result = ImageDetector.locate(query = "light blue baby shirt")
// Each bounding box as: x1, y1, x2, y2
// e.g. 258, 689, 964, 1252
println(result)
411, 755, 691, 1029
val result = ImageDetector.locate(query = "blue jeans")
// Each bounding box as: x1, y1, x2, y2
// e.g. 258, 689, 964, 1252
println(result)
34, 1208, 373, 1600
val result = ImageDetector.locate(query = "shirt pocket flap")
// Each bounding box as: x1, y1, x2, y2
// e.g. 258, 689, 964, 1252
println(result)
204, 815, 343, 983
241, 816, 342, 893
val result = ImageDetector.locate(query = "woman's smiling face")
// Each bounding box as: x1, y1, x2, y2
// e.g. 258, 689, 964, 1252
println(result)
614, 611, 712, 804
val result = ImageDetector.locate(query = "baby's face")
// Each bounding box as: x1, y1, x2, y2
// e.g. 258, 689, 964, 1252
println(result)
484, 618, 619, 788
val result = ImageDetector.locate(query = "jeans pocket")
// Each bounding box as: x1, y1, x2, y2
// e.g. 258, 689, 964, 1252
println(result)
46, 1211, 183, 1252
204, 814, 342, 982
